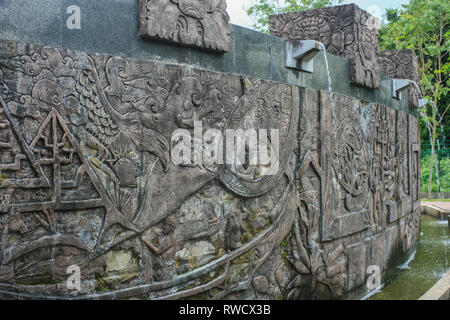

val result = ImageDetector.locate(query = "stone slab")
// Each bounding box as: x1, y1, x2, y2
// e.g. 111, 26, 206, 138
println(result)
0, 0, 62, 47
378, 49, 420, 109
0, 0, 414, 115
138, 0, 232, 53
421, 204, 450, 220
419, 270, 450, 300
61, 0, 135, 57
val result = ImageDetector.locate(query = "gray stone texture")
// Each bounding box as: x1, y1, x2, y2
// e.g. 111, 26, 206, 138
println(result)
378, 49, 420, 109
0, 0, 414, 116
270, 4, 382, 90
138, 0, 232, 53
0, 1, 423, 300
0, 38, 421, 299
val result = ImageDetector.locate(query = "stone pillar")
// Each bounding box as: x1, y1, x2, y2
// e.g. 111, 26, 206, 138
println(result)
269, 4, 381, 90
378, 49, 420, 109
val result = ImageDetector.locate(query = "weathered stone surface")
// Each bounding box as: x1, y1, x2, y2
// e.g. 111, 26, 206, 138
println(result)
138, 0, 232, 53
269, 4, 381, 89
347, 242, 366, 290
378, 49, 420, 109
0, 35, 420, 300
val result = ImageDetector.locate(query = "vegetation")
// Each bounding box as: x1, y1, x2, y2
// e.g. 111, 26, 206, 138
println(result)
379, 0, 449, 199
421, 155, 450, 193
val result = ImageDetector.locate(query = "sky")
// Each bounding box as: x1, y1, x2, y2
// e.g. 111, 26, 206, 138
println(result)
227, 0, 410, 29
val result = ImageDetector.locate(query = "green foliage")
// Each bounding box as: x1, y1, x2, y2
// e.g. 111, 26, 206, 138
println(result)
379, 0, 449, 143
247, 0, 344, 33
379, 0, 449, 197
421, 155, 450, 193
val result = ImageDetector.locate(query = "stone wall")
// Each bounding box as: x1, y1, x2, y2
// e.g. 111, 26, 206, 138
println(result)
0, 2, 421, 300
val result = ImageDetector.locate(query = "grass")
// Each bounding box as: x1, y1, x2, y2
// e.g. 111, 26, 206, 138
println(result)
421, 199, 450, 202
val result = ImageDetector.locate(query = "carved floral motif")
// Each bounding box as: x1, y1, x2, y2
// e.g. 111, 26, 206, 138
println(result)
139, 0, 232, 53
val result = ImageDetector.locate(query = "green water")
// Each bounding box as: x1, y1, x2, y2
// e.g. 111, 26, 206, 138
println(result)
370, 215, 449, 300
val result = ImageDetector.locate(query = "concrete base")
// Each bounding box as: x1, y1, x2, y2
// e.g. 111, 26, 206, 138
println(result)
419, 270, 450, 300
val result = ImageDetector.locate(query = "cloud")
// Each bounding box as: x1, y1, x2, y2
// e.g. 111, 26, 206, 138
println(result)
226, 0, 254, 28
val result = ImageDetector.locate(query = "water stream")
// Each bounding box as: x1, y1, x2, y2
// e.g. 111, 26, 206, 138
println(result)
317, 42, 336, 125
410, 80, 444, 190
369, 215, 449, 300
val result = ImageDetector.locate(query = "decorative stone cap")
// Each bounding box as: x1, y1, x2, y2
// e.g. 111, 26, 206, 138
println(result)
378, 49, 420, 109
269, 4, 381, 90
138, 0, 232, 53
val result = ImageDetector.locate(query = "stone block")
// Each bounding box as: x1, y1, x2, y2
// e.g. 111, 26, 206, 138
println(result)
365, 233, 386, 271
0, 0, 62, 47
138, 0, 232, 53
378, 49, 420, 109
234, 26, 272, 80
347, 242, 366, 291
269, 4, 381, 89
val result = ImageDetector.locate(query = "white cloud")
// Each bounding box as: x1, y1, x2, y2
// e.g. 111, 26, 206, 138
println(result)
226, 0, 255, 28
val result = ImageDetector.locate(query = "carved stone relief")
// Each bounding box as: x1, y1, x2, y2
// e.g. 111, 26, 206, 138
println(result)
219, 80, 299, 197
0, 38, 420, 300
320, 92, 416, 242
378, 50, 420, 109
138, 0, 232, 53
269, 4, 381, 89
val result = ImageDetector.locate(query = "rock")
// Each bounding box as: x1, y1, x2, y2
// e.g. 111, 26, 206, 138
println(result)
253, 276, 270, 294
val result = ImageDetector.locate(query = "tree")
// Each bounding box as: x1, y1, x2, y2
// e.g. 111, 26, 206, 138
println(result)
379, 0, 449, 199
247, 0, 344, 33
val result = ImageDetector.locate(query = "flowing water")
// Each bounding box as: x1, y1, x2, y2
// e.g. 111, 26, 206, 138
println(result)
369, 215, 449, 300
317, 42, 336, 125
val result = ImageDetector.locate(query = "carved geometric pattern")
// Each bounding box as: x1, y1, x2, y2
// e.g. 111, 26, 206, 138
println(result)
0, 101, 107, 266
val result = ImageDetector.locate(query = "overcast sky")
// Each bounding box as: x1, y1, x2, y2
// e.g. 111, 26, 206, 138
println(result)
227, 0, 410, 29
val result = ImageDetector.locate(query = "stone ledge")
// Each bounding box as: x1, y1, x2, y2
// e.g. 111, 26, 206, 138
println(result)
421, 204, 450, 220
0, 0, 415, 116
419, 270, 450, 300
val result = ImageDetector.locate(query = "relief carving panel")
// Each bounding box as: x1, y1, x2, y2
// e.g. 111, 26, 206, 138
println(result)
378, 50, 420, 109
0, 38, 421, 300
138, 0, 232, 53
0, 40, 299, 299
320, 92, 416, 242
269, 4, 381, 89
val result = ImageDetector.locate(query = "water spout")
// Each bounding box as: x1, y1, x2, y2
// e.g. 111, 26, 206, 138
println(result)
316, 42, 336, 125
285, 39, 336, 124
